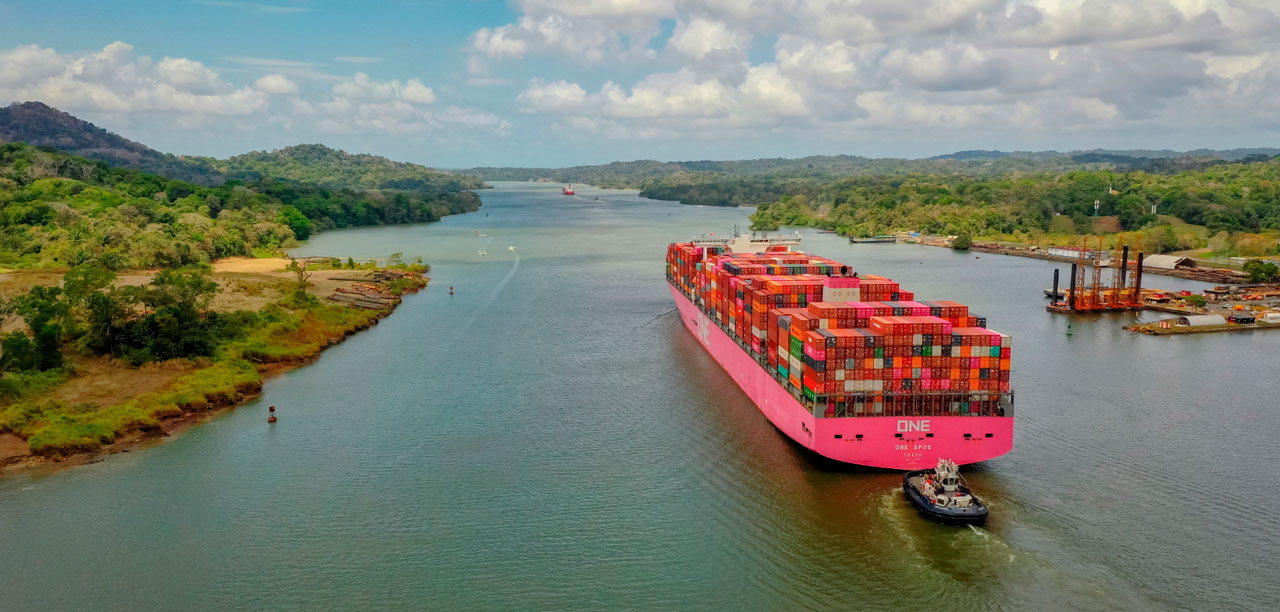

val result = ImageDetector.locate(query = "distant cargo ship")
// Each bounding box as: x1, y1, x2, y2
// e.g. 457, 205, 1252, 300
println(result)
666, 233, 1013, 469
562, 184, 575, 195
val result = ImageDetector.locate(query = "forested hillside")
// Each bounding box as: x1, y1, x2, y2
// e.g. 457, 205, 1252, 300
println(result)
464, 154, 1110, 188
219, 144, 485, 192
0, 102, 224, 185
0, 143, 479, 269
463, 148, 1280, 199
748, 158, 1280, 256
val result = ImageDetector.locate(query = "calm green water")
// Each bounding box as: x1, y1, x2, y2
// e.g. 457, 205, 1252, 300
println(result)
2, 182, 1274, 610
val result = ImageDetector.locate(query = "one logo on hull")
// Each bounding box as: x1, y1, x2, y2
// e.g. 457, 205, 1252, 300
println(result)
897, 419, 930, 432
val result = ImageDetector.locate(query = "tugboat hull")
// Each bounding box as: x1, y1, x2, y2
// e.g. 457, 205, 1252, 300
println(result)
902, 469, 988, 524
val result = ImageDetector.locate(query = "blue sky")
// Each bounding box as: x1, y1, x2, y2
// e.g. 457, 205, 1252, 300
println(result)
3, 1, 1280, 168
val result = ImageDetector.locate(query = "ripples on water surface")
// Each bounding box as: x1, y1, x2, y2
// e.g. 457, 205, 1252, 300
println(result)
2, 182, 1274, 610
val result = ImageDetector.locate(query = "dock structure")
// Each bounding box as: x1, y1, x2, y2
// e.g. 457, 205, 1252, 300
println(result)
1128, 319, 1280, 335
1048, 239, 1144, 314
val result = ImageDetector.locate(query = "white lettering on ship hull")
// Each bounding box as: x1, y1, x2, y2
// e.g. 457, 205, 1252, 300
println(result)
897, 419, 930, 432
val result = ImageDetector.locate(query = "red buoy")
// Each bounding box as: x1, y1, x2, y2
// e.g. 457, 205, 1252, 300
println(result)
268, 405, 277, 423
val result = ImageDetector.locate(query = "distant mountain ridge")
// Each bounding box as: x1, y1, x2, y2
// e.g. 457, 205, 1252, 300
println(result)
465, 146, 1280, 189
0, 102, 483, 192
930, 147, 1280, 161
0, 101, 225, 185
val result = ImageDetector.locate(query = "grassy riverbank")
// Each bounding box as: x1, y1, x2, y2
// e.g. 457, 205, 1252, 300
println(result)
0, 259, 424, 469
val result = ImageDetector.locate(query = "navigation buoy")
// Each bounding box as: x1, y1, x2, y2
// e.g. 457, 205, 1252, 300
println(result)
268, 405, 277, 423
449, 286, 454, 296
1066, 323, 1073, 337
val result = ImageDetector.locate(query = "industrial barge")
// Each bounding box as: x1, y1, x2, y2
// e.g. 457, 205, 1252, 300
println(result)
666, 233, 1013, 470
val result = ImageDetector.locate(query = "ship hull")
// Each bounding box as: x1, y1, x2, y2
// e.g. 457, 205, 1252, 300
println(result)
670, 283, 1012, 469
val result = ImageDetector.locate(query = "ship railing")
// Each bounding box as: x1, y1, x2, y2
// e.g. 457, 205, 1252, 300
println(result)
805, 391, 1014, 418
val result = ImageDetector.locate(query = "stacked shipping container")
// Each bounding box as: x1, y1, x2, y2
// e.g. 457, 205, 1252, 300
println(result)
665, 243, 1011, 417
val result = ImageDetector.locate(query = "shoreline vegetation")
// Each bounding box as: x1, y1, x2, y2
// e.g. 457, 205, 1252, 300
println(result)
0, 256, 427, 477
470, 151, 1280, 264
0, 105, 491, 478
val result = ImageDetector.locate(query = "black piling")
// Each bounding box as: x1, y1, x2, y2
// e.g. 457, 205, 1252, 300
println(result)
1134, 252, 1144, 301
1119, 245, 1130, 302
1052, 268, 1060, 301
1068, 263, 1078, 311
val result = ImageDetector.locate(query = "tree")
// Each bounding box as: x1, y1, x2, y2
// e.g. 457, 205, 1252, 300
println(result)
286, 256, 315, 297
952, 233, 973, 250
12, 285, 66, 332
278, 205, 312, 240
1072, 211, 1091, 233
1243, 259, 1280, 283
0, 332, 36, 372
147, 269, 219, 315
1143, 225, 1178, 254
82, 290, 136, 355
11, 286, 67, 371
61, 264, 116, 333
33, 324, 62, 370
1208, 231, 1235, 256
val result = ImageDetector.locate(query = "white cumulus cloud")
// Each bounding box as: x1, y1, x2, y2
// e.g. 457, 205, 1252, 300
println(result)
331, 72, 436, 104
254, 73, 299, 94
0, 41, 267, 117
491, 0, 1280, 144
517, 79, 588, 112
668, 17, 749, 60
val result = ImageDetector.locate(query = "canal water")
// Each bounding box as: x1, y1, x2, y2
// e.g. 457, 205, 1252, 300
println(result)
2, 183, 1274, 610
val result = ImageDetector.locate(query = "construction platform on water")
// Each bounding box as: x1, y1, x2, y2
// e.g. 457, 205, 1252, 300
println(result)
1046, 239, 1146, 314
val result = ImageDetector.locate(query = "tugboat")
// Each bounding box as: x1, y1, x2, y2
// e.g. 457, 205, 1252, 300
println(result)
903, 458, 988, 524
562, 184, 575, 195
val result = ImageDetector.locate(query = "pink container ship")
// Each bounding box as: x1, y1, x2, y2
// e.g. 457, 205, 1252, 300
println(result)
667, 233, 1013, 470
